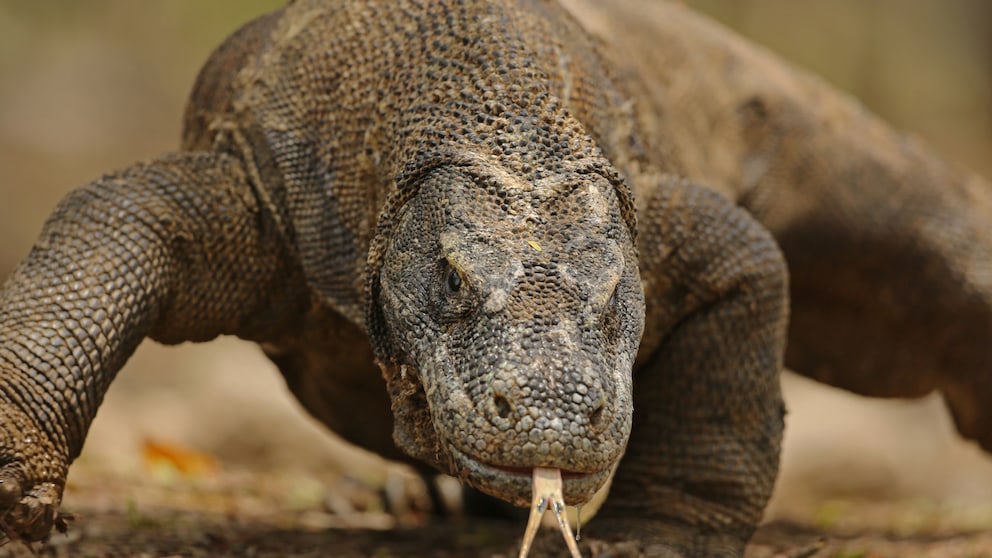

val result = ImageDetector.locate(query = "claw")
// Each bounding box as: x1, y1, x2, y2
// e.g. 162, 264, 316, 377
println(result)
518, 467, 582, 558
54, 511, 74, 535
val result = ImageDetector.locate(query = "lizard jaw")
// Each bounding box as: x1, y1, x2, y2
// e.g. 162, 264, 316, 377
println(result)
447, 445, 610, 508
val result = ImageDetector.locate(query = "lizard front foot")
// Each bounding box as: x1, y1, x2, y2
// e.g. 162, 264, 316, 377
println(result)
0, 477, 62, 544
0, 402, 68, 545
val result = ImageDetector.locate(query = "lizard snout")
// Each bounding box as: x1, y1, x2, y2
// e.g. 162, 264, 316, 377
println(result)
462, 350, 629, 477
443, 356, 627, 507
486, 370, 610, 435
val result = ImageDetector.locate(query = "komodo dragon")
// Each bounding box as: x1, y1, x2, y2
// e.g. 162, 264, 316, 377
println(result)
1, 0, 990, 556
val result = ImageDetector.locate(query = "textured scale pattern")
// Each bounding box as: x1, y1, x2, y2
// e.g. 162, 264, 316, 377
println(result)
1, 1, 991, 556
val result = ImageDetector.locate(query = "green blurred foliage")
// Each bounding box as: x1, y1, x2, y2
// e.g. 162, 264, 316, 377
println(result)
687, 0, 992, 176
0, 2, 281, 268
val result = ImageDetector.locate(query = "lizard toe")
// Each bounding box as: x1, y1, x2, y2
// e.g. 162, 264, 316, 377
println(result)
0, 400, 70, 544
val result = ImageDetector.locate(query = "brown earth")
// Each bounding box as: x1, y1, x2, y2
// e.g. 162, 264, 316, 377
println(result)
1, 464, 991, 557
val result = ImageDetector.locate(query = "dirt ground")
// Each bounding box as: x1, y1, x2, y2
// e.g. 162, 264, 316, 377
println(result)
1, 463, 992, 558
2, 342, 988, 558
2, 1, 992, 557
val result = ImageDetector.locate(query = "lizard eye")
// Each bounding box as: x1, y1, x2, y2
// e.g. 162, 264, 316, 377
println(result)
445, 267, 463, 294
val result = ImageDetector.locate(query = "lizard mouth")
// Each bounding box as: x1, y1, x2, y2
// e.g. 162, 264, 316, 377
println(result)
447, 446, 610, 507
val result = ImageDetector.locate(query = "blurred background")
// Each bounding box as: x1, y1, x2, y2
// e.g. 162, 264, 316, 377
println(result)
0, 0, 990, 526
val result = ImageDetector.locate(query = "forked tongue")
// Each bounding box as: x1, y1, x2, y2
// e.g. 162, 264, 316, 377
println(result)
517, 467, 582, 558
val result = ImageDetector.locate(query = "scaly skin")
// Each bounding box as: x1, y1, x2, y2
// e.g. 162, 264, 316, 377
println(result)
1, 1, 990, 556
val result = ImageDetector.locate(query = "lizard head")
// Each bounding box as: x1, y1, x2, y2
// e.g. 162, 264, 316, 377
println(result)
368, 156, 644, 507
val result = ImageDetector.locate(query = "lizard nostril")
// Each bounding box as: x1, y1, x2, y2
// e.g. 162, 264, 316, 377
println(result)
588, 401, 606, 430
493, 394, 512, 419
